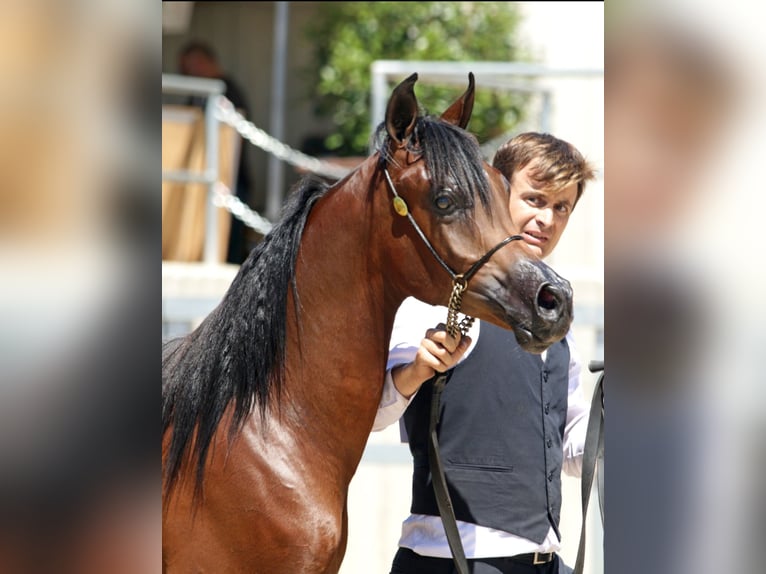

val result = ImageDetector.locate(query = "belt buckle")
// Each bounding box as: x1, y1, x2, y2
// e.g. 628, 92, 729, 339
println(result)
532, 552, 551, 565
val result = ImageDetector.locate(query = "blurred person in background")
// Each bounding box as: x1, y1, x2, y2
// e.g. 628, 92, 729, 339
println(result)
176, 40, 254, 264
373, 132, 597, 574
605, 15, 740, 574
1, 2, 159, 573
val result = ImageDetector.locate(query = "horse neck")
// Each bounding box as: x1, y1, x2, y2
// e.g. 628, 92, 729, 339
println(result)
280, 165, 402, 475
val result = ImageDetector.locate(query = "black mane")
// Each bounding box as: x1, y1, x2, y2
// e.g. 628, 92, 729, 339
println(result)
162, 114, 493, 498
162, 175, 330, 497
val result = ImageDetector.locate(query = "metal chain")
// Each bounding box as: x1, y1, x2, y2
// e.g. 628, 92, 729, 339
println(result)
445, 276, 475, 338
215, 97, 351, 181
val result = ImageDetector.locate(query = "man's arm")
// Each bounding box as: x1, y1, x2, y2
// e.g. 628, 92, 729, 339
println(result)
562, 330, 590, 477
372, 367, 416, 432
372, 298, 471, 432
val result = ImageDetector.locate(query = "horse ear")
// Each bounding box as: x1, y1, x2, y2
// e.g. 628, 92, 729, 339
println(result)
440, 72, 475, 129
385, 73, 419, 145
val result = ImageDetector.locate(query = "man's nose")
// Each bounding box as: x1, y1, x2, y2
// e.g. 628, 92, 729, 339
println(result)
535, 208, 554, 228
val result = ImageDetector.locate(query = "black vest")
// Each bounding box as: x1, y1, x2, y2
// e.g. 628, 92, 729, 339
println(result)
403, 320, 570, 543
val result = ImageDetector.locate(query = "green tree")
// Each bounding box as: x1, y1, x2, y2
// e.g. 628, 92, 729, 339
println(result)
304, 2, 534, 156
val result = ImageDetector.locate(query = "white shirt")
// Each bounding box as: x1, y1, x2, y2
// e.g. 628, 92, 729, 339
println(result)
373, 296, 589, 558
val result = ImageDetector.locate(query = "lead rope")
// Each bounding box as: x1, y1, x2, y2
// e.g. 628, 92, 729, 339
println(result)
428, 276, 475, 574
428, 373, 469, 574
574, 361, 605, 574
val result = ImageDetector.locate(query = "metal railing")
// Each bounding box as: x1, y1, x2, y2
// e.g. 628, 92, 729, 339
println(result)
370, 60, 604, 158
162, 74, 225, 264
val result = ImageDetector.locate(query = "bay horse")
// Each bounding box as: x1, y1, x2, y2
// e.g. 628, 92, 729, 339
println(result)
162, 73, 573, 573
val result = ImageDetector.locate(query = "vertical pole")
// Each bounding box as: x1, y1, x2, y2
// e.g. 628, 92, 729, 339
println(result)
540, 90, 552, 134
370, 62, 388, 136
266, 1, 289, 222
203, 92, 221, 263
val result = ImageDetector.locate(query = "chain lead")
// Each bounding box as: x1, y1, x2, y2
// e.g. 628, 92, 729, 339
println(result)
445, 275, 475, 338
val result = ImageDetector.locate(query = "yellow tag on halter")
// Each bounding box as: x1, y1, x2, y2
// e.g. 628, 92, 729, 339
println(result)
393, 196, 408, 217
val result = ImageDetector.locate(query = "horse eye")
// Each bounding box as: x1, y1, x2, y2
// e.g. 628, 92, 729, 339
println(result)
435, 194, 454, 211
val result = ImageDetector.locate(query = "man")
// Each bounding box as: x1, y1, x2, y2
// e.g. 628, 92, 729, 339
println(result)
373, 132, 597, 574
177, 42, 251, 113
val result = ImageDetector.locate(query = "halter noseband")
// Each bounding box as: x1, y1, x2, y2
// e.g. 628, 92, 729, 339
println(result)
383, 167, 522, 337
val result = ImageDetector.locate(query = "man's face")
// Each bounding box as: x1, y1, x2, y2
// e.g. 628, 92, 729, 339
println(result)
179, 52, 217, 78
508, 162, 578, 259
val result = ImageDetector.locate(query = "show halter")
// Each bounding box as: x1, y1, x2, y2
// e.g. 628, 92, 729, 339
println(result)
383, 166, 521, 337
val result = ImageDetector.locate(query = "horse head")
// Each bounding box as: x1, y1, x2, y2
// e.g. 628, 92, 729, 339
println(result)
380, 73, 573, 353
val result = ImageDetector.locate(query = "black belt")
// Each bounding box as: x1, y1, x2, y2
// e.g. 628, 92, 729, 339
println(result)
510, 551, 556, 565
396, 548, 558, 571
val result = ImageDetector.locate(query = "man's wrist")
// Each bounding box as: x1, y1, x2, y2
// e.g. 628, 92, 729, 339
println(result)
391, 362, 428, 399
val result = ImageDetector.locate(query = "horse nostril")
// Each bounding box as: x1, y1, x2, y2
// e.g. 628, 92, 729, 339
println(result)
537, 284, 560, 312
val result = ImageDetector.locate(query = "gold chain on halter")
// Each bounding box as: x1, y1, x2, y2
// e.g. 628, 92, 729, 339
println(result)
445, 275, 475, 338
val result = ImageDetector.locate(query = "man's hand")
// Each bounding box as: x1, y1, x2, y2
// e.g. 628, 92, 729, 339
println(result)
391, 323, 472, 398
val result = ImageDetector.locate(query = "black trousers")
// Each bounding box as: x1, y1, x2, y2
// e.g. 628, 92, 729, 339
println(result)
389, 547, 573, 574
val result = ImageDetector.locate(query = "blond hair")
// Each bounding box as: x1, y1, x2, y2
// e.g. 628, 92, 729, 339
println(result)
492, 132, 596, 203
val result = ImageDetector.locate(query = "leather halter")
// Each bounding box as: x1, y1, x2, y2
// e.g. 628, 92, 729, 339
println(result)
383, 166, 521, 335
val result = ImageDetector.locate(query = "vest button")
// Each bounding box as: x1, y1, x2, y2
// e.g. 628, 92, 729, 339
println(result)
548, 471, 554, 482
547, 438, 552, 448
544, 403, 550, 414
542, 370, 549, 382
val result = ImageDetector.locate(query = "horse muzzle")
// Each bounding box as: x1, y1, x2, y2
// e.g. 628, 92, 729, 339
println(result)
506, 259, 573, 353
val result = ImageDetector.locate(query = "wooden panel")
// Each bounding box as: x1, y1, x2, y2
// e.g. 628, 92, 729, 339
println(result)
162, 105, 240, 262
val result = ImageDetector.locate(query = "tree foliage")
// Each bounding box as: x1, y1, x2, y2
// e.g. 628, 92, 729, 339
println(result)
304, 2, 534, 156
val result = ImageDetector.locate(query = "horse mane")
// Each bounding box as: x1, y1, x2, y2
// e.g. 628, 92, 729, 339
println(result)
162, 114, 493, 498
162, 175, 331, 498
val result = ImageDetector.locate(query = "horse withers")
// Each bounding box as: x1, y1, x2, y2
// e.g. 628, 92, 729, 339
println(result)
162, 73, 573, 573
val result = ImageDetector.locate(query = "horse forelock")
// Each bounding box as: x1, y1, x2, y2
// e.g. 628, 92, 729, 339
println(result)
162, 175, 331, 499
374, 115, 492, 213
